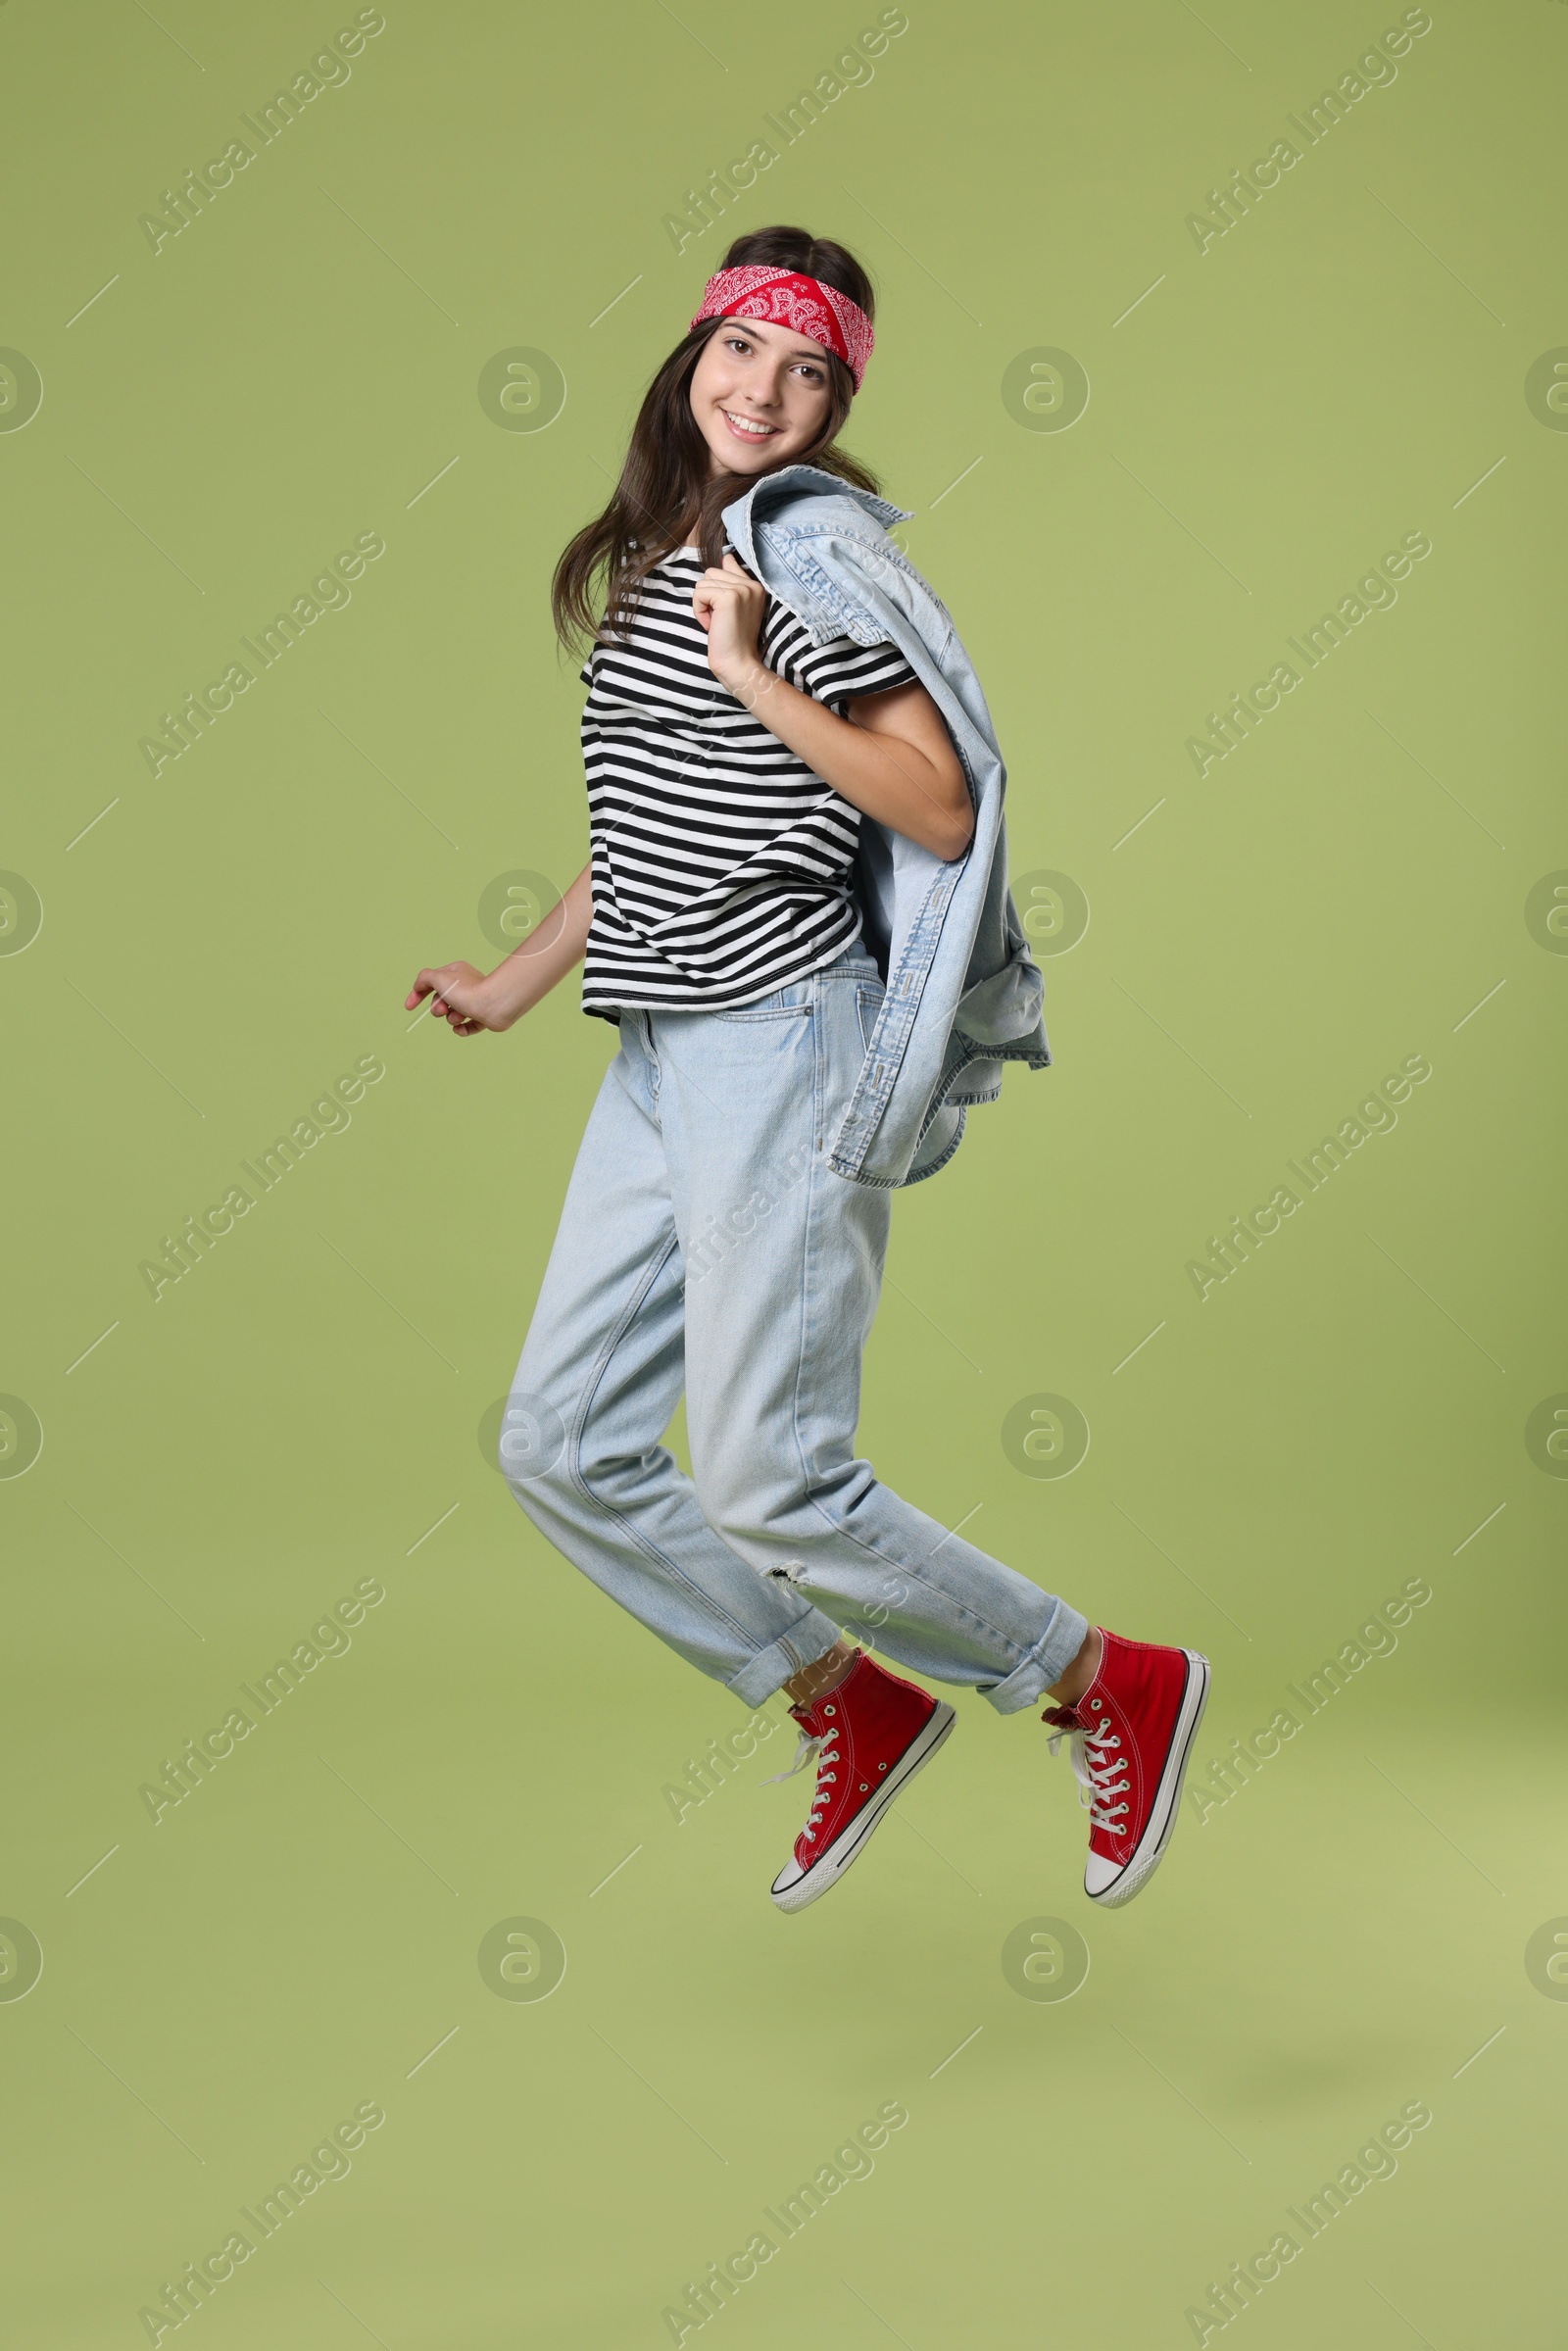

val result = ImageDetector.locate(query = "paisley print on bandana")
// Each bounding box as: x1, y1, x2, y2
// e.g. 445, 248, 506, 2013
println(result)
690, 267, 875, 391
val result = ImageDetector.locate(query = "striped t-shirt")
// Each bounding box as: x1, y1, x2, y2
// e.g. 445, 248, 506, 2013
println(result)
578, 546, 916, 1020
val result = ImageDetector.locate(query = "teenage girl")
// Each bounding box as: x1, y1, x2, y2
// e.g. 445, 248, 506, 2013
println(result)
407, 226, 1209, 1913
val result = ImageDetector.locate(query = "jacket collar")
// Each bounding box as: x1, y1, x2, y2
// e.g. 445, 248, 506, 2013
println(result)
722, 465, 912, 571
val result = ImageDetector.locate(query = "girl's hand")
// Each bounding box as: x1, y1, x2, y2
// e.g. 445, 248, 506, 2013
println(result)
405, 960, 513, 1038
693, 552, 769, 696
402, 869, 595, 1041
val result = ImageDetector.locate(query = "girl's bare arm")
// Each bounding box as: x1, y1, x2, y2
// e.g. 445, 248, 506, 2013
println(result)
694, 554, 975, 862
406, 860, 593, 1037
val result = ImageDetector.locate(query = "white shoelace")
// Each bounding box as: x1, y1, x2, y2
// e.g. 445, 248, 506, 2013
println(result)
762, 1731, 840, 1843
1048, 1717, 1130, 1834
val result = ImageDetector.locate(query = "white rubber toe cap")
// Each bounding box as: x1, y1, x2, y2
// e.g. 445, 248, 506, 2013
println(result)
1085, 1849, 1125, 1897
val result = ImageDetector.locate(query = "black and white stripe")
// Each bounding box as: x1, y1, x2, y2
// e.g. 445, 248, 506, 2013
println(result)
579, 547, 915, 1019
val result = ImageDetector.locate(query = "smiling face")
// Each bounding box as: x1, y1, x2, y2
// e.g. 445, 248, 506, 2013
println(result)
688, 314, 838, 479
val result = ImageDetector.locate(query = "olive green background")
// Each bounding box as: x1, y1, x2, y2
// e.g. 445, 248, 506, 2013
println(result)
3, 1, 1563, 2344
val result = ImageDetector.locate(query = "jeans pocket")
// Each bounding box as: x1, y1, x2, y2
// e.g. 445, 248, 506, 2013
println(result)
856, 981, 886, 1054
710, 1000, 812, 1022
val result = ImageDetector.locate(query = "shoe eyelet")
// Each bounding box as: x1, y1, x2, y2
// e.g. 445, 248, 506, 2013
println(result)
824, 1704, 836, 1716
878, 1761, 887, 1771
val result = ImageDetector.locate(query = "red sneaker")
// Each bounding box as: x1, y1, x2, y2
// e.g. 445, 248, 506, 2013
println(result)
767, 1650, 956, 1913
1043, 1629, 1210, 1907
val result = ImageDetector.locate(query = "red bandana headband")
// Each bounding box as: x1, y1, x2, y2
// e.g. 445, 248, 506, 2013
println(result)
690, 266, 874, 392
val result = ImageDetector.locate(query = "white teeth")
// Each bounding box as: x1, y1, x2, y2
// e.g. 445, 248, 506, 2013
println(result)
722, 410, 773, 437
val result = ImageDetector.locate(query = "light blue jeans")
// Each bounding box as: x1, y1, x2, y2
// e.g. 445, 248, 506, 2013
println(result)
504, 943, 1088, 1711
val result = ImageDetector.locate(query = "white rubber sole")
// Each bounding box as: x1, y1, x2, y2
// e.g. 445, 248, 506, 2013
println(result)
770, 1701, 956, 1914
1086, 1649, 1210, 1908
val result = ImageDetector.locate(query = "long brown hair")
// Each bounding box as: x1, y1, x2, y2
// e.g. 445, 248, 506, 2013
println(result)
551, 225, 880, 657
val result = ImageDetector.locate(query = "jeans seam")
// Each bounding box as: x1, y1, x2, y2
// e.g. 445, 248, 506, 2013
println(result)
790, 1001, 1032, 1669
990, 1606, 1080, 1692
564, 1228, 800, 1658
810, 1508, 1037, 1662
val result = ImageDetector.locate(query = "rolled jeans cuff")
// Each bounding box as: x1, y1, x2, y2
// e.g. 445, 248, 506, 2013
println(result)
981, 1598, 1091, 1716
726, 1607, 845, 1707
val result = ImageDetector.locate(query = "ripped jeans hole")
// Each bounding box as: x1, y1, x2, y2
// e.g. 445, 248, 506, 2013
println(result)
764, 1560, 809, 1585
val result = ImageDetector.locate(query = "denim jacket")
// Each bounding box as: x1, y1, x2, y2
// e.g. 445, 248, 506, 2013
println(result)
722, 465, 1051, 1188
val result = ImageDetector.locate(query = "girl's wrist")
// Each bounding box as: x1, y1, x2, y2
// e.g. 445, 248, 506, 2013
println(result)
482, 959, 544, 1026
723, 657, 776, 710
485, 889, 589, 1024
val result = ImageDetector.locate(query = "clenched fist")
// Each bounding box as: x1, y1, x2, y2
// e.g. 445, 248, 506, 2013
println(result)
692, 552, 771, 699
